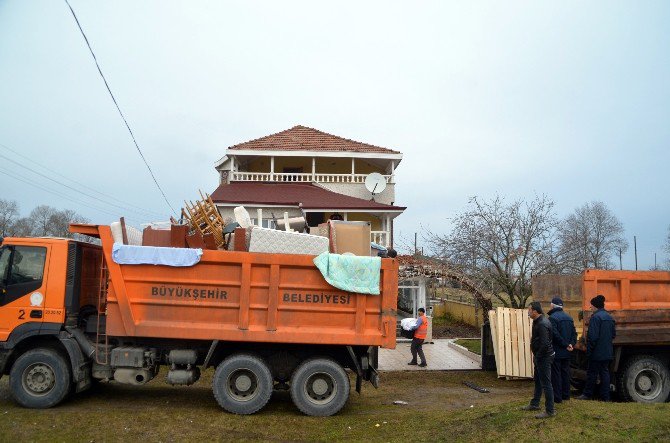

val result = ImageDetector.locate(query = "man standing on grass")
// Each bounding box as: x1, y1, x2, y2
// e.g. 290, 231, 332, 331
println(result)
548, 297, 577, 403
408, 307, 428, 368
577, 295, 616, 401
521, 301, 556, 418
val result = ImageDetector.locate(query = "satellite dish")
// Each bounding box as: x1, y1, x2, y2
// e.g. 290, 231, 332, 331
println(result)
365, 173, 387, 195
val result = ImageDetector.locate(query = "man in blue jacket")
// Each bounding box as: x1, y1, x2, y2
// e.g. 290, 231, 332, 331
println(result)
577, 294, 616, 401
548, 297, 577, 403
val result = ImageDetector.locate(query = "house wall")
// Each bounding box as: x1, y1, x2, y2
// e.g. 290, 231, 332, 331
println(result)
321, 212, 383, 231
317, 183, 395, 205
217, 206, 303, 225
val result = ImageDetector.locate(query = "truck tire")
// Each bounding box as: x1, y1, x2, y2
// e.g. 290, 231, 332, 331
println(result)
617, 355, 670, 403
9, 348, 72, 409
212, 354, 273, 415
290, 358, 350, 416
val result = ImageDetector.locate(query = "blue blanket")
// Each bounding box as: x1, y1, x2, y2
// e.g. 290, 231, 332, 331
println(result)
313, 252, 381, 295
112, 244, 203, 267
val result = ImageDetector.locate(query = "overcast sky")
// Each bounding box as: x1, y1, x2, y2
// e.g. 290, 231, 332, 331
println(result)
1, 1, 668, 268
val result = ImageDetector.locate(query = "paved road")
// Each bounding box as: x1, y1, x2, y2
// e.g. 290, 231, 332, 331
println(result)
378, 339, 481, 371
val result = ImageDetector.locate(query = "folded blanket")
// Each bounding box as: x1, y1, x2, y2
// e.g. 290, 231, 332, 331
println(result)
112, 243, 203, 267
313, 252, 381, 295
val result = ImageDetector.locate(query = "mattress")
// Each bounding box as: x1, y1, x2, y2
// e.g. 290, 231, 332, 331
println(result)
249, 227, 329, 256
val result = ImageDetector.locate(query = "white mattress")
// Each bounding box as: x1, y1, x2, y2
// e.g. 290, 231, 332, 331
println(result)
249, 227, 329, 256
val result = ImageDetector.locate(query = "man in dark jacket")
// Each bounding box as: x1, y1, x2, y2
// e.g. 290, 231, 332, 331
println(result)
577, 294, 616, 401
521, 301, 555, 418
548, 297, 577, 403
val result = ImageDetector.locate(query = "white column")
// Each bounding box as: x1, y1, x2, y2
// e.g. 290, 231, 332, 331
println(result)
231, 157, 236, 180
344, 212, 348, 221
351, 158, 355, 183
390, 161, 395, 183
257, 208, 263, 227
270, 156, 275, 180
312, 157, 316, 181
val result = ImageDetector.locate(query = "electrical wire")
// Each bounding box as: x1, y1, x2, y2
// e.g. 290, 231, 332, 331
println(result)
0, 151, 160, 220
64, 0, 177, 216
0, 142, 165, 219
0, 166, 142, 224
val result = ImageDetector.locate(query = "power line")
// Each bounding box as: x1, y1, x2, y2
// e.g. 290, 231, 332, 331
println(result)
0, 142, 165, 219
0, 166, 142, 224
64, 0, 177, 216
0, 151, 160, 220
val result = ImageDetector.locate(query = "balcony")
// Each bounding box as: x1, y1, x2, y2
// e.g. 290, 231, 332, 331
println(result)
230, 171, 394, 184
371, 231, 390, 248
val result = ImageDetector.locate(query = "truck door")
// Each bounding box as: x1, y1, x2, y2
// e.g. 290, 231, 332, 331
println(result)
0, 245, 49, 342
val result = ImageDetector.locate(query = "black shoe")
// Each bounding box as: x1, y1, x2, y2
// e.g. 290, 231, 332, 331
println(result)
418, 362, 427, 367
575, 395, 590, 400
535, 411, 556, 419
408, 361, 418, 366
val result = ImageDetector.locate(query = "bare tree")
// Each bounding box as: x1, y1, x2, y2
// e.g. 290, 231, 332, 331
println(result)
47, 209, 89, 238
0, 199, 19, 236
29, 205, 58, 236
427, 195, 560, 308
9, 218, 33, 237
558, 201, 628, 272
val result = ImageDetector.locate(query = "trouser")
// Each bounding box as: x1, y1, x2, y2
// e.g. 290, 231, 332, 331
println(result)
583, 360, 611, 401
531, 354, 554, 413
410, 338, 426, 364
551, 358, 571, 402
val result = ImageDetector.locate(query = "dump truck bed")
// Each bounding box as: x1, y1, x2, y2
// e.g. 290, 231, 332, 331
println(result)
74, 224, 398, 349
582, 269, 670, 345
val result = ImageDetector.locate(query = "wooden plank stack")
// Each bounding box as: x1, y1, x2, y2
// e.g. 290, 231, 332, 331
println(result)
489, 307, 534, 379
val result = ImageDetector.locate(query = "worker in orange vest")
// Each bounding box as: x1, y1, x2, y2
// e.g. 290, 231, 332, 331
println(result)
408, 307, 428, 367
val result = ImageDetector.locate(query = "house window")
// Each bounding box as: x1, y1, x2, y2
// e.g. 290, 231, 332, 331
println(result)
250, 219, 276, 229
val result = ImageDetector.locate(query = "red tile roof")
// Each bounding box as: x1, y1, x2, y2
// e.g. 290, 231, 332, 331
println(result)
211, 182, 406, 211
227, 125, 401, 154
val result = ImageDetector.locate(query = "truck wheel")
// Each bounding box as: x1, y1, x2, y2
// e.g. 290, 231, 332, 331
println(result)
212, 354, 273, 415
9, 348, 72, 409
290, 358, 350, 416
618, 355, 670, 403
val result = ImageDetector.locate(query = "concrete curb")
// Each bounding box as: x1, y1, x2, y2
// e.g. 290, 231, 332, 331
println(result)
447, 339, 482, 364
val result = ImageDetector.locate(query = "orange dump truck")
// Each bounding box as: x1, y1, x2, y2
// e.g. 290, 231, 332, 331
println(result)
0, 224, 398, 416
573, 269, 670, 403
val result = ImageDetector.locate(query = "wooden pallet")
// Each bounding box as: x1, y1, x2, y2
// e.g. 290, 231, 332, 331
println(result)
489, 307, 533, 379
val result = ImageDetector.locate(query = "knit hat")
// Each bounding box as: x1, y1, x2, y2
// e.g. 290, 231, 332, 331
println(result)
551, 297, 564, 307
529, 301, 543, 314
591, 295, 605, 309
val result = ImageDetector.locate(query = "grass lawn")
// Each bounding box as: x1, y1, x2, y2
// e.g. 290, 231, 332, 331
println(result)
1, 370, 668, 442
455, 338, 482, 355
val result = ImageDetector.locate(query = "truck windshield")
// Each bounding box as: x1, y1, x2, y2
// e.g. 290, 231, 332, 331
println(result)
0, 246, 10, 284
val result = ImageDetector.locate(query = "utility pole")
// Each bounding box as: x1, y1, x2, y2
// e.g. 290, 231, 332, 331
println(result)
619, 248, 623, 270
414, 232, 418, 255
634, 236, 638, 271
655, 252, 657, 270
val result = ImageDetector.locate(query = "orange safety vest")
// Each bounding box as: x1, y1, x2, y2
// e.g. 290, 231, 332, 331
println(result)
414, 314, 428, 339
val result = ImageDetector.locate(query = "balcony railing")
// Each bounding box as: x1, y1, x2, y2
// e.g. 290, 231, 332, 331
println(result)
371, 231, 390, 248
230, 172, 393, 184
